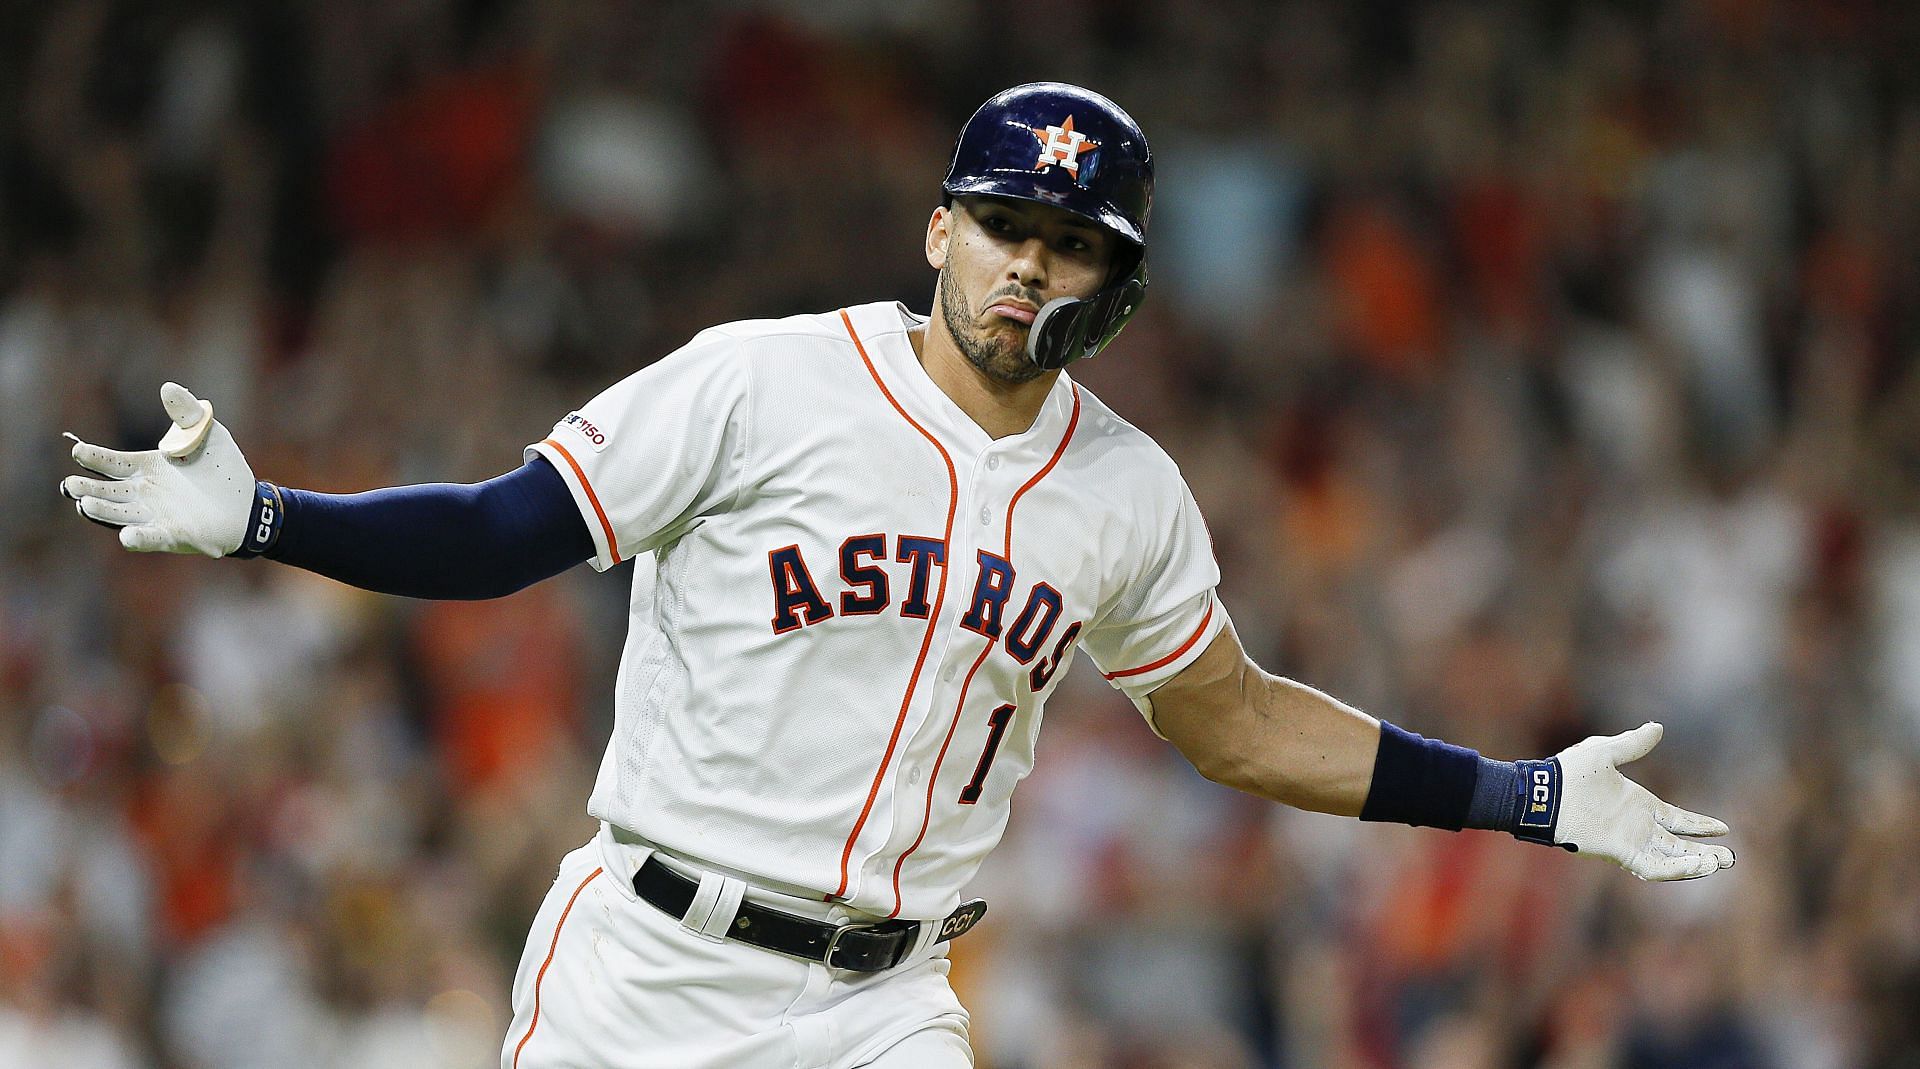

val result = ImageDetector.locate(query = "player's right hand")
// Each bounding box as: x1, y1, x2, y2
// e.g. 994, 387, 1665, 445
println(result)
60, 382, 257, 557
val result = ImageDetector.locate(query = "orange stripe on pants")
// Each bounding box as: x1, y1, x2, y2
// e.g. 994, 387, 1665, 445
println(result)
513, 866, 604, 1068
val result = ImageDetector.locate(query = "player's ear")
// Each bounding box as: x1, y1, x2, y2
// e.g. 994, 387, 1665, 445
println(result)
926, 204, 953, 270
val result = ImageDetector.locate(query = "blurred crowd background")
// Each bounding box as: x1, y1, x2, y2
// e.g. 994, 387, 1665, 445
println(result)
3, 0, 1918, 1066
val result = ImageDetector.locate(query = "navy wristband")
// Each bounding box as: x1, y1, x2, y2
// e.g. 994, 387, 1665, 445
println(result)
228, 481, 285, 558
1359, 721, 1481, 831
1462, 755, 1571, 848
1468, 756, 1520, 831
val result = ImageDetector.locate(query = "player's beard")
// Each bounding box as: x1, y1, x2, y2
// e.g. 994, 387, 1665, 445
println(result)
938, 267, 1046, 386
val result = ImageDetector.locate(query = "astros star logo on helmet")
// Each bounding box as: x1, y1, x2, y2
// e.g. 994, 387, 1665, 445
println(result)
1030, 115, 1098, 179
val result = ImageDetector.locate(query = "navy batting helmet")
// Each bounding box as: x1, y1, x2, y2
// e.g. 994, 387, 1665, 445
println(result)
942, 82, 1152, 370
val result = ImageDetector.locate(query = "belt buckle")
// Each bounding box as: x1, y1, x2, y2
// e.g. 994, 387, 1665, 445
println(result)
822, 921, 875, 971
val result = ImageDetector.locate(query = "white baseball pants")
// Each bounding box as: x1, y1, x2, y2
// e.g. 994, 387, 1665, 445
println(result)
501, 826, 973, 1069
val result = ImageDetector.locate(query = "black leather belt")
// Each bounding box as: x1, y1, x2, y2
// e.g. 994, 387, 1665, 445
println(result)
632, 855, 987, 972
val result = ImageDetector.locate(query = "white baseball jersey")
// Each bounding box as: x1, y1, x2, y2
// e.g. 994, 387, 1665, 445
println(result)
526, 301, 1226, 920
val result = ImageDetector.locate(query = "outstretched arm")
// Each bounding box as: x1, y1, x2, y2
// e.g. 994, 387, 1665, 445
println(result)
251, 460, 593, 599
61, 383, 595, 600
1147, 619, 1735, 881
1144, 624, 1378, 816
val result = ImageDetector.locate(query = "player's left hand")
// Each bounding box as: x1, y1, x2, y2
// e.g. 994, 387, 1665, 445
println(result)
1544, 722, 1734, 881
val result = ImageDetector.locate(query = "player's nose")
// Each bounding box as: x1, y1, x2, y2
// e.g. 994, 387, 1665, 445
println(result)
1005, 237, 1049, 288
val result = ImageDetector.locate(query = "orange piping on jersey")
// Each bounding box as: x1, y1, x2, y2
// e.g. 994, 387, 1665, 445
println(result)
888, 637, 995, 918
1102, 597, 1216, 679
542, 438, 623, 565
885, 384, 1082, 917
512, 865, 603, 1068
832, 308, 960, 901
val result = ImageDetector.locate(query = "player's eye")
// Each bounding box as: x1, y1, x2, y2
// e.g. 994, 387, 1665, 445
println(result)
983, 214, 1014, 234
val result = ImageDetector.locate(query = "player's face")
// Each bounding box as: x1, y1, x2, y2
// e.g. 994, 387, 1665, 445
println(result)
929, 196, 1115, 385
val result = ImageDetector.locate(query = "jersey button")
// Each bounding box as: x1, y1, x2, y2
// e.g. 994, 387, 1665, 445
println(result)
986, 455, 1001, 471
908, 765, 922, 784
978, 506, 991, 526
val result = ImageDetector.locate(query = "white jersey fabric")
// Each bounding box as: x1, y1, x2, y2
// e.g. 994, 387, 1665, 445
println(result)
527, 301, 1226, 920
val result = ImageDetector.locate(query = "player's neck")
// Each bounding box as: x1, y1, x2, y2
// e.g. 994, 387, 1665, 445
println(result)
909, 325, 1058, 441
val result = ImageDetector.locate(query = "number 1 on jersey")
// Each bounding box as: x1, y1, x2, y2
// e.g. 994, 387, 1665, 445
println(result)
958, 704, 1015, 805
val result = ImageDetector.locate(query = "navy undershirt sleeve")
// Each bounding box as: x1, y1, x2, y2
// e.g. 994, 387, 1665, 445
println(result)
262, 456, 597, 599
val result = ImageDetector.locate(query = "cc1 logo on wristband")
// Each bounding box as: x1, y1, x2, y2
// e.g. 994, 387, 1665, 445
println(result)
1514, 758, 1562, 845
232, 481, 286, 558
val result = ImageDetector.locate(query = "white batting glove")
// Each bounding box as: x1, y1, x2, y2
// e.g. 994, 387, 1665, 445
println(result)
1527, 722, 1734, 882
61, 382, 256, 558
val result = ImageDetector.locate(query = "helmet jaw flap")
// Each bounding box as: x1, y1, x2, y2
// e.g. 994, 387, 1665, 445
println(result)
1025, 271, 1147, 371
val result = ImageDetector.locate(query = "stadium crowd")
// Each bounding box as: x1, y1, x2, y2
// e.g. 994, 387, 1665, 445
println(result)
3, 1, 1918, 1066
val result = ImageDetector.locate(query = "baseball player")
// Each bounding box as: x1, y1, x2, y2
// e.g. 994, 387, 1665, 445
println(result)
60, 83, 1733, 1069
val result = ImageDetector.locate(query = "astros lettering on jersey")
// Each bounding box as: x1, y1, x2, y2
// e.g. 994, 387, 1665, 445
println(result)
526, 301, 1225, 921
